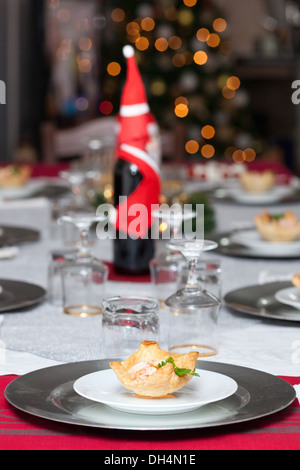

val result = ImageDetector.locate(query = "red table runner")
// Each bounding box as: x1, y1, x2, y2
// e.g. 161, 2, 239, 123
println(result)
0, 374, 299, 450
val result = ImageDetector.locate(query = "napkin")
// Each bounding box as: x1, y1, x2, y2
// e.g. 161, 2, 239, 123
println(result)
258, 270, 292, 284
0, 197, 51, 237
0, 246, 19, 259
294, 384, 300, 405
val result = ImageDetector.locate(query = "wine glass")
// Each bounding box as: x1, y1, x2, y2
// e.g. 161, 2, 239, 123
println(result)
165, 239, 220, 356
59, 210, 109, 317
149, 205, 195, 304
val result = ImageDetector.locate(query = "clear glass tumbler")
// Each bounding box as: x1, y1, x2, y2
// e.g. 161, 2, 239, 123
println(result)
102, 296, 159, 358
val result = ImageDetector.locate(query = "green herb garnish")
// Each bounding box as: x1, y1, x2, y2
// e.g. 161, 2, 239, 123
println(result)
270, 213, 284, 220
158, 356, 200, 377
11, 166, 20, 175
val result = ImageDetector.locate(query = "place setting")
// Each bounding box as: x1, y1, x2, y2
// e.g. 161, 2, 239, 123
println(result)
209, 168, 300, 206
213, 209, 300, 259
4, 238, 296, 432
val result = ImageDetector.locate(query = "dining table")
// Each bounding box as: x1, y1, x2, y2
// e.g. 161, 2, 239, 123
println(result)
0, 162, 299, 451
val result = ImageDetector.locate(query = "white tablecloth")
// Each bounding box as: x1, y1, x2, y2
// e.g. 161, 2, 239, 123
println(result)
0, 196, 300, 377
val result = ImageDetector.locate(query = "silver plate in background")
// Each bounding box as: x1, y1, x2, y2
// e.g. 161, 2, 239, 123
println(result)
212, 231, 300, 259
224, 281, 300, 322
0, 279, 46, 312
210, 187, 300, 205
0, 225, 40, 247
4, 359, 295, 431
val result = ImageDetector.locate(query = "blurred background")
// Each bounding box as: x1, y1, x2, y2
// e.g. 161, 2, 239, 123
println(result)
0, 0, 300, 173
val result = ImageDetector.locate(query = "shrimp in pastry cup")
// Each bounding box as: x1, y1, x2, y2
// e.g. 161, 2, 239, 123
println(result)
109, 341, 199, 398
254, 210, 300, 242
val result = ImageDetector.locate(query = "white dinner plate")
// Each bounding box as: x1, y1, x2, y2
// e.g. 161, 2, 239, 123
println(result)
73, 368, 238, 415
275, 287, 300, 310
230, 229, 300, 256
227, 185, 295, 205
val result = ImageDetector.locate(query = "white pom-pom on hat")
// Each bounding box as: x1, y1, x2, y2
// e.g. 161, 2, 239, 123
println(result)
123, 45, 135, 58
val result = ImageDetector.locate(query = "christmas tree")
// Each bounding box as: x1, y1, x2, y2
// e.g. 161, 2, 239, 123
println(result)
100, 0, 264, 164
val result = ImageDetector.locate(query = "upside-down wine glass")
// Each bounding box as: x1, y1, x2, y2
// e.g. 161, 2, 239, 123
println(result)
149, 205, 195, 304
165, 239, 220, 357
59, 210, 109, 317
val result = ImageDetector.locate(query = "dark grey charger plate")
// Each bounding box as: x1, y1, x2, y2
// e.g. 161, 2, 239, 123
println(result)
0, 225, 40, 247
224, 281, 300, 322
0, 279, 46, 312
4, 359, 296, 431
212, 230, 300, 259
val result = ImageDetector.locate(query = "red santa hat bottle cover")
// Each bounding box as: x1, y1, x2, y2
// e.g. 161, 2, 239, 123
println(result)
113, 45, 161, 275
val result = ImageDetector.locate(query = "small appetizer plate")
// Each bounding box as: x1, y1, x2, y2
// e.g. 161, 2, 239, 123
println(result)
73, 369, 238, 415
275, 287, 300, 310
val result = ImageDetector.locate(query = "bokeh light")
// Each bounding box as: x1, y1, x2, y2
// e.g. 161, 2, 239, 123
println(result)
232, 149, 244, 163
196, 28, 210, 42
227, 76, 241, 90
168, 35, 182, 50
213, 18, 227, 32
193, 50, 208, 65
201, 144, 215, 158
99, 100, 113, 115
222, 86, 235, 99
172, 53, 186, 67
78, 37, 92, 51
185, 140, 199, 154
183, 0, 198, 6
175, 103, 189, 118
206, 33, 220, 48
135, 36, 149, 51
141, 17, 155, 31
107, 61, 121, 76
201, 125, 215, 139
155, 37, 168, 52
111, 8, 125, 22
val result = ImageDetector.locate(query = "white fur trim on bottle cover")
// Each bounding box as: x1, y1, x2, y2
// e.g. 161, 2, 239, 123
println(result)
123, 45, 135, 58
119, 102, 150, 117
120, 143, 160, 176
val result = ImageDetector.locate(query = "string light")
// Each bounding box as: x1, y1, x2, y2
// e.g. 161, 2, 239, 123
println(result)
75, 97, 89, 111
155, 37, 168, 52
193, 50, 208, 65
57, 8, 71, 23
141, 17, 155, 31
243, 148, 256, 162
213, 18, 227, 32
183, 0, 198, 6
135, 36, 149, 51
222, 86, 235, 99
201, 125, 215, 139
196, 28, 210, 42
185, 140, 199, 154
78, 37, 92, 51
126, 21, 140, 36
175, 96, 188, 106
227, 76, 241, 90
111, 8, 125, 22
232, 150, 244, 163
172, 53, 186, 67
175, 103, 189, 118
107, 61, 121, 76
206, 33, 220, 47
99, 100, 113, 115
168, 35, 182, 50
201, 144, 215, 158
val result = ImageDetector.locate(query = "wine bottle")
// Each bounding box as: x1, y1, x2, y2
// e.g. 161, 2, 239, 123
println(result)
113, 45, 161, 275
113, 159, 155, 275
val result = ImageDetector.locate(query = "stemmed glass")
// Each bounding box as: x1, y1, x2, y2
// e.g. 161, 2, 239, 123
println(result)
165, 239, 220, 356
149, 205, 195, 304
59, 210, 108, 317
